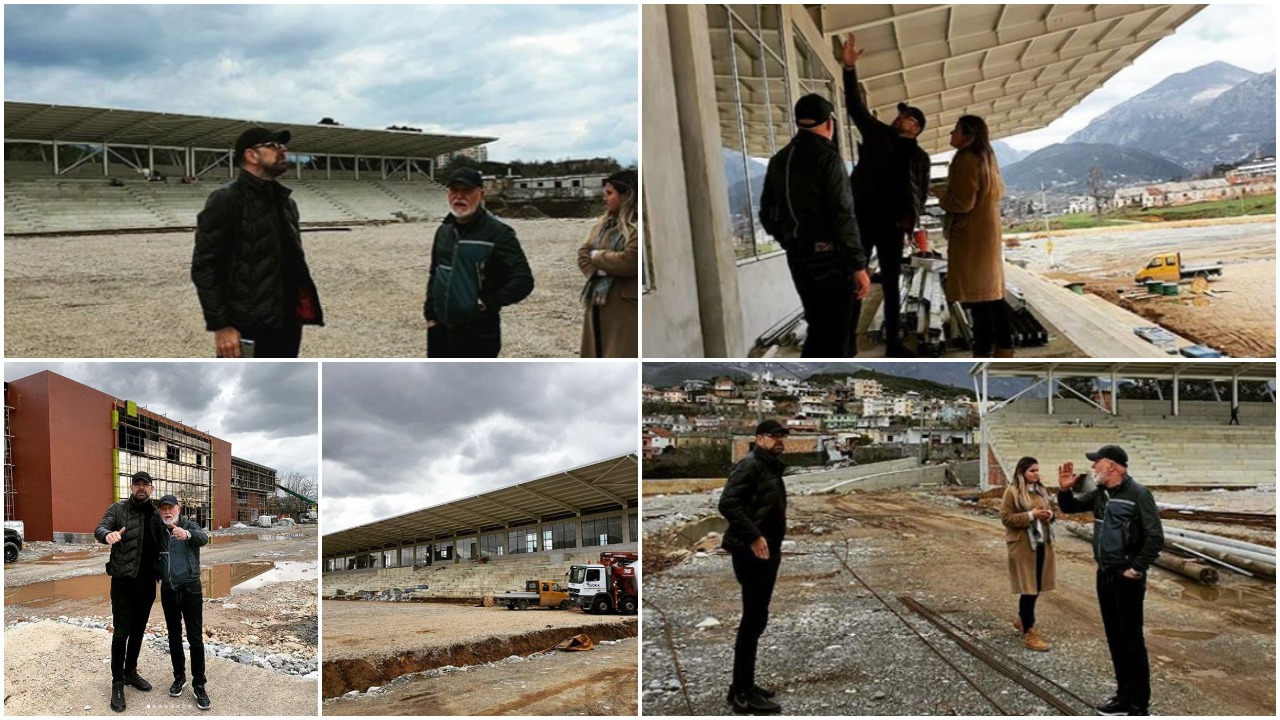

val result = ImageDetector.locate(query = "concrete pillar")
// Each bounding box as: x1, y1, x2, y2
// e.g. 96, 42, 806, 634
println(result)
1172, 372, 1180, 416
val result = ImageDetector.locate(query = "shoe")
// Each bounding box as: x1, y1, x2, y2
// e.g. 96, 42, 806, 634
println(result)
170, 677, 187, 697
122, 671, 152, 692
1097, 696, 1131, 716
194, 685, 211, 711
1022, 628, 1051, 652
110, 682, 126, 713
726, 684, 776, 702
730, 687, 781, 715
1127, 708, 1149, 716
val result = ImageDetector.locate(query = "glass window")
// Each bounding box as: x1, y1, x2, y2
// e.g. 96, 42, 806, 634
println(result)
435, 543, 454, 561
629, 512, 638, 543
455, 538, 475, 560
582, 515, 623, 547
480, 532, 504, 558
542, 521, 577, 550
508, 526, 537, 554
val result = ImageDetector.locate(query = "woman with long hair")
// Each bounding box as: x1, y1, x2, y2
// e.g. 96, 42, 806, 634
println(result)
577, 169, 638, 357
932, 114, 1013, 357
1000, 456, 1058, 651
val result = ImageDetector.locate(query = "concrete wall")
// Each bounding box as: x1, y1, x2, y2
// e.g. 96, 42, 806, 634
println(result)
735, 254, 801, 353
7, 373, 55, 541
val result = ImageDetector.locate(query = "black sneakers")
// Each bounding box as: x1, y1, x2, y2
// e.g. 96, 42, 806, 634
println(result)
194, 685, 212, 711
170, 677, 187, 697
110, 682, 126, 713
729, 687, 782, 715
122, 671, 152, 692
1097, 696, 1130, 716
726, 684, 777, 702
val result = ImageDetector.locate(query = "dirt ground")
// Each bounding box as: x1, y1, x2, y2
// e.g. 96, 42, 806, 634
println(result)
4, 218, 595, 358
642, 486, 1275, 716
1004, 217, 1276, 357
323, 638, 638, 716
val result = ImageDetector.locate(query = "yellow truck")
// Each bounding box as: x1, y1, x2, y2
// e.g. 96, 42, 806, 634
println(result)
494, 579, 572, 610
1135, 253, 1223, 284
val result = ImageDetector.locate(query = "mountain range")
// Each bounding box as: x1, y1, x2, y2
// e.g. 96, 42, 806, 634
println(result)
1001, 142, 1189, 193
642, 362, 1033, 398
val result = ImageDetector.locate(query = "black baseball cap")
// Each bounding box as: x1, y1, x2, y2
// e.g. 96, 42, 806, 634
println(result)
754, 420, 790, 437
131, 471, 153, 485
897, 102, 926, 130
157, 494, 180, 507
445, 167, 484, 189
1085, 445, 1128, 467
794, 93, 834, 128
234, 127, 291, 166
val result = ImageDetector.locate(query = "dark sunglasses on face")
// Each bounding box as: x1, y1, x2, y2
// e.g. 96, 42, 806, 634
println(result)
253, 142, 287, 152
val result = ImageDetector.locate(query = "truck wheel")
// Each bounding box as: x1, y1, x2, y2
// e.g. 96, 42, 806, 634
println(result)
559, 599, 571, 610
4, 542, 16, 563
591, 596, 612, 615
620, 595, 638, 615
517, 599, 529, 611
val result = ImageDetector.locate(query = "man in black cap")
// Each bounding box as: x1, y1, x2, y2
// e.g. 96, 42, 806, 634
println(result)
758, 93, 870, 358
1057, 445, 1163, 716
157, 495, 211, 710
718, 420, 791, 714
95, 471, 166, 712
841, 33, 932, 357
423, 167, 534, 357
192, 126, 324, 358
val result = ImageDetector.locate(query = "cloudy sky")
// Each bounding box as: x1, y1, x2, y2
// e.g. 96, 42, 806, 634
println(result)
3, 4, 637, 164
4, 362, 317, 477
1002, 4, 1276, 152
322, 362, 638, 534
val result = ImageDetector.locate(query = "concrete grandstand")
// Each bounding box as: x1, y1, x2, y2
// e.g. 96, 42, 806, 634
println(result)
972, 362, 1277, 490
321, 455, 638, 600
3, 101, 494, 234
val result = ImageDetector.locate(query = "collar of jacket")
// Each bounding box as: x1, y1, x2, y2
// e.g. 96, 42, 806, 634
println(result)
752, 447, 786, 474
128, 496, 155, 516
236, 170, 293, 199
792, 130, 837, 152
443, 206, 492, 229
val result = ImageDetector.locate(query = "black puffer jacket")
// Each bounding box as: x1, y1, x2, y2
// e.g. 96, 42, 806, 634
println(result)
192, 172, 324, 331
423, 208, 534, 328
843, 65, 931, 225
758, 131, 866, 270
95, 498, 165, 579
1058, 474, 1163, 574
719, 448, 788, 550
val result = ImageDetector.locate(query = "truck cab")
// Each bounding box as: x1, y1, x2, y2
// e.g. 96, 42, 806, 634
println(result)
1135, 253, 1223, 284
568, 551, 638, 615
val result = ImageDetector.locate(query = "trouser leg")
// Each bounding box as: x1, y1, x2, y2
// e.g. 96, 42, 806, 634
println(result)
182, 587, 207, 687
730, 546, 782, 692
1116, 574, 1150, 708
122, 577, 156, 676
161, 586, 187, 680
1097, 570, 1131, 702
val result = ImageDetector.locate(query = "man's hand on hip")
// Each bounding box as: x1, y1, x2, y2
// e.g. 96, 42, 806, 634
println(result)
214, 327, 242, 358
751, 536, 770, 561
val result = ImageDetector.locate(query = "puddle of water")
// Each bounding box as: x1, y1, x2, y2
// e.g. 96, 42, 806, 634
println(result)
37, 549, 100, 563
1168, 576, 1275, 610
4, 560, 314, 607
211, 533, 288, 545
1151, 628, 1220, 641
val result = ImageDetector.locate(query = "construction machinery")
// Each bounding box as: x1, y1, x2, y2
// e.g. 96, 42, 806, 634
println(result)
1134, 252, 1223, 284
568, 551, 638, 615
494, 579, 572, 610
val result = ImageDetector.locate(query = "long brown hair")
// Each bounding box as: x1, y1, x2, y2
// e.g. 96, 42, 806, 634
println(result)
1011, 455, 1040, 511
585, 176, 637, 248
956, 114, 995, 169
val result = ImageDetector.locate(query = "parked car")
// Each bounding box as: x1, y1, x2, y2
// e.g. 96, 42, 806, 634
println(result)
5, 527, 23, 563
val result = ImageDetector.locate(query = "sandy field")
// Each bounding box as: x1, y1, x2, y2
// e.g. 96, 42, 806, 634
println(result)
1005, 218, 1276, 357
4, 218, 596, 358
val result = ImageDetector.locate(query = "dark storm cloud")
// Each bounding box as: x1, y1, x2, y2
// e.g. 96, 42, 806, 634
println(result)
3, 4, 638, 163
321, 362, 638, 532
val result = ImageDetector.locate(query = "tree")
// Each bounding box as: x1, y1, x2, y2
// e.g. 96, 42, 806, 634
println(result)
276, 471, 318, 517
318, 117, 342, 126
1088, 164, 1108, 217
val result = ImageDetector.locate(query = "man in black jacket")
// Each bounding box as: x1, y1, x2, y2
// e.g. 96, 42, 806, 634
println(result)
95, 471, 166, 712
192, 127, 324, 358
759, 94, 870, 358
424, 168, 535, 357
1057, 445, 1163, 716
841, 33, 932, 357
718, 420, 790, 714
157, 495, 212, 710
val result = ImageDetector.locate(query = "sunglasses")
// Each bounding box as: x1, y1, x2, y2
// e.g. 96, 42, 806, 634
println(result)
252, 142, 288, 152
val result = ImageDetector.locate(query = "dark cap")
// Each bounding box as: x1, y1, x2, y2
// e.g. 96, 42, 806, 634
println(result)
604, 169, 637, 195
157, 494, 180, 507
130, 471, 153, 485
1085, 445, 1128, 467
794, 93, 834, 128
234, 127, 291, 166
754, 419, 790, 437
445, 167, 484, 189
897, 102, 926, 130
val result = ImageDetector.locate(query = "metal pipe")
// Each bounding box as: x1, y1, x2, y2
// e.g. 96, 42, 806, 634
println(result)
1164, 535, 1276, 571
1163, 527, 1275, 557
1062, 523, 1222, 585
1171, 544, 1255, 579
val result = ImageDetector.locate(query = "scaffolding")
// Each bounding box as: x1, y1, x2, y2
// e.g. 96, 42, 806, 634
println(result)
4, 383, 14, 522
114, 402, 213, 529
231, 456, 278, 523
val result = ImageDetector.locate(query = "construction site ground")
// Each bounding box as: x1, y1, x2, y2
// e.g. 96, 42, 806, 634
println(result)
3, 525, 319, 715
4, 218, 591, 358
642, 483, 1275, 716
321, 600, 639, 712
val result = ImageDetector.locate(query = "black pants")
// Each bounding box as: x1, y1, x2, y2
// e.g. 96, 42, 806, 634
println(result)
161, 583, 207, 687
110, 575, 157, 683
965, 300, 1012, 355
730, 542, 782, 693
1018, 542, 1047, 631
787, 254, 856, 358
1097, 569, 1151, 710
853, 214, 906, 343
427, 315, 501, 358
238, 324, 303, 358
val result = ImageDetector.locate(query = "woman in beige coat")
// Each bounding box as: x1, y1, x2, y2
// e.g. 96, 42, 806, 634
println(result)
932, 114, 1013, 358
1000, 456, 1058, 652
577, 170, 638, 358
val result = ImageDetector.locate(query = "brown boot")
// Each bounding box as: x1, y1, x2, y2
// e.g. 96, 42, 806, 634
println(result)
1022, 627, 1050, 652
993, 347, 1016, 358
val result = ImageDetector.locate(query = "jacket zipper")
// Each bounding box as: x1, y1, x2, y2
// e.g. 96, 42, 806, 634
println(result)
442, 224, 462, 326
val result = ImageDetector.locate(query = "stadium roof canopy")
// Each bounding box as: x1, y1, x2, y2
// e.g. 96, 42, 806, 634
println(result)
322, 455, 638, 557
972, 362, 1276, 383
3, 101, 494, 158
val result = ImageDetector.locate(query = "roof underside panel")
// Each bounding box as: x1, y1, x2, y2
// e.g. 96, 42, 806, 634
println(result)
322, 455, 638, 557
971, 362, 1277, 383
3, 101, 495, 159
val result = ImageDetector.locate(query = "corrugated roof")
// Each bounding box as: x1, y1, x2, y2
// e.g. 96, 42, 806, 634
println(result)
4, 101, 494, 158
972, 362, 1276, 382
322, 455, 638, 557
